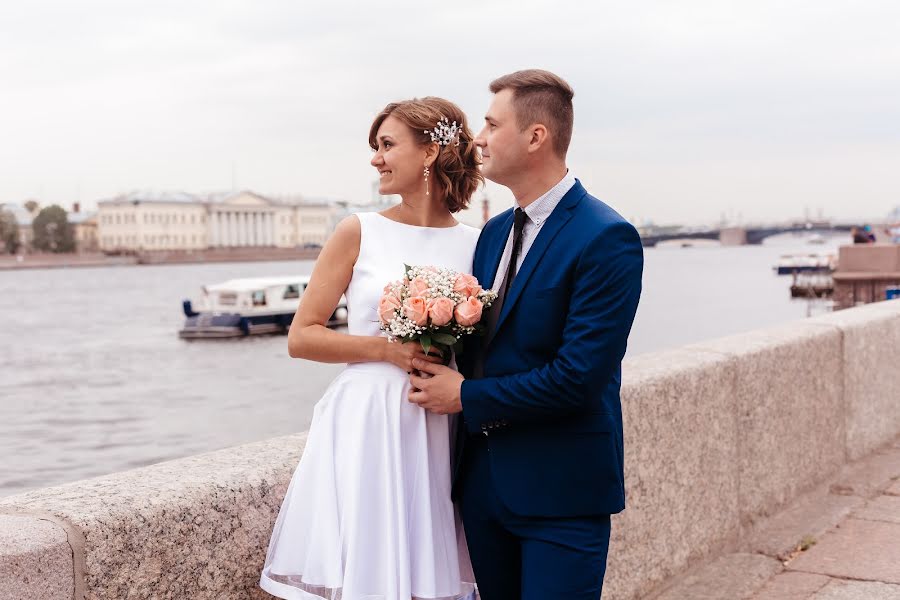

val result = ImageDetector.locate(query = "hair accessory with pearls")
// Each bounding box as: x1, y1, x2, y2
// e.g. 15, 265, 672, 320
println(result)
424, 117, 461, 147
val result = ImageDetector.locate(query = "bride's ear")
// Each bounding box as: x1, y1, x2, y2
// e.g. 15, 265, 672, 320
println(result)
423, 142, 440, 169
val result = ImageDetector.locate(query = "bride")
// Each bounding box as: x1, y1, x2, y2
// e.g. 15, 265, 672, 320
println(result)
260, 97, 483, 600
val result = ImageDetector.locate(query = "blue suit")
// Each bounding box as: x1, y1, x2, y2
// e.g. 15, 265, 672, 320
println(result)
455, 180, 643, 599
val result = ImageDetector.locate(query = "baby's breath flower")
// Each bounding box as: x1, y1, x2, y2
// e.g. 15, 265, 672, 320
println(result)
380, 264, 493, 345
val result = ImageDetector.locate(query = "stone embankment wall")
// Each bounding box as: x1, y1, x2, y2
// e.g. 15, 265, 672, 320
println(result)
2, 300, 899, 600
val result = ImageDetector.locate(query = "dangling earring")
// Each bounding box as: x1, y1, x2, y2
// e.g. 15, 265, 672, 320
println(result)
424, 165, 430, 196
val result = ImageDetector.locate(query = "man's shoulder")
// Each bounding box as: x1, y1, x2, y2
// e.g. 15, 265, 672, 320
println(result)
574, 187, 626, 225
571, 186, 640, 242
481, 208, 513, 236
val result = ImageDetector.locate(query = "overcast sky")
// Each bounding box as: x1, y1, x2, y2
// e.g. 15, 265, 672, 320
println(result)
1, 0, 898, 226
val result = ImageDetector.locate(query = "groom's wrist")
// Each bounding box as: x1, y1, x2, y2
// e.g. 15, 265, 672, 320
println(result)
460, 379, 486, 434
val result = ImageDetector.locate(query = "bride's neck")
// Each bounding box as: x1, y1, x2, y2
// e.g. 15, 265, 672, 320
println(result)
392, 193, 456, 227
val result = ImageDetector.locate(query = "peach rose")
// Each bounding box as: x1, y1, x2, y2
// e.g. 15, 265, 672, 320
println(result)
382, 281, 403, 302
404, 296, 429, 326
427, 297, 455, 326
378, 294, 401, 324
453, 273, 482, 299
454, 296, 484, 327
408, 277, 430, 298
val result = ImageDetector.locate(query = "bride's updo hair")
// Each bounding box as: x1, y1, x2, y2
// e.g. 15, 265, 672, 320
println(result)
369, 97, 483, 213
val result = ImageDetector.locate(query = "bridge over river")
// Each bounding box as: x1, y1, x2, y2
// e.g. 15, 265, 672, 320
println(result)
640, 222, 854, 247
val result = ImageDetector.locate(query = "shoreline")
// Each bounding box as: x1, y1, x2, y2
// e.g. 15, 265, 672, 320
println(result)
0, 248, 321, 271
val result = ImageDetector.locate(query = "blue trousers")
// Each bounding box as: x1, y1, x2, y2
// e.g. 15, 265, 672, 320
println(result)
459, 436, 612, 600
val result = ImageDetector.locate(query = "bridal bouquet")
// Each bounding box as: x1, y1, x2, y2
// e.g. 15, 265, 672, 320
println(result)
378, 265, 498, 360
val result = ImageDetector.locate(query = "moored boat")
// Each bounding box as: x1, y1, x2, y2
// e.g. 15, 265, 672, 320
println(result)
179, 276, 347, 339
773, 253, 836, 276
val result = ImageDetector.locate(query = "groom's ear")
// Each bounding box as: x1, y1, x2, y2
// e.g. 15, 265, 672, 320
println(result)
527, 124, 550, 154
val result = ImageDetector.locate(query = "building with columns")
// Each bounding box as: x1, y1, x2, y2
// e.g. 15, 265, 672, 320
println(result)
97, 190, 338, 253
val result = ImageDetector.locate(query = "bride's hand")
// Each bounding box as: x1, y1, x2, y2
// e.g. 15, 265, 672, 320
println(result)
383, 340, 444, 373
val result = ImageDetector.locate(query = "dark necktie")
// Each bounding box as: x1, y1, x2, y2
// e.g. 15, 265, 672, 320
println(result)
483, 208, 526, 338
502, 208, 527, 300
473, 208, 526, 380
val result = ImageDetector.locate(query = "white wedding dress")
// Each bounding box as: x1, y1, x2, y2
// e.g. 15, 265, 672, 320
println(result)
260, 212, 480, 600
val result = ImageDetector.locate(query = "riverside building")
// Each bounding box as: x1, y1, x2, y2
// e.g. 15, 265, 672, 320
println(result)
97, 190, 338, 253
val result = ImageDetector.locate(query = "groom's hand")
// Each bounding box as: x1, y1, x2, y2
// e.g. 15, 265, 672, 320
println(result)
408, 359, 463, 415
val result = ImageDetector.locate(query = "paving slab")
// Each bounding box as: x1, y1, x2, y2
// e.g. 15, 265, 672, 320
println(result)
741, 490, 863, 560
788, 519, 900, 584
812, 580, 900, 600
829, 443, 900, 499
852, 494, 900, 524
751, 571, 831, 600
649, 435, 900, 600
652, 553, 782, 600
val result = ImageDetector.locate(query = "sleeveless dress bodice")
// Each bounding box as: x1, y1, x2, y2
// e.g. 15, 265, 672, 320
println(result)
345, 212, 480, 337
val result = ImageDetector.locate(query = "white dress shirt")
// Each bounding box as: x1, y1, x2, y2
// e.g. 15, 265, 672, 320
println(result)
490, 172, 577, 292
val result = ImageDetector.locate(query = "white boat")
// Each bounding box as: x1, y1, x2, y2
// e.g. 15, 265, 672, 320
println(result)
773, 254, 836, 276
179, 275, 347, 339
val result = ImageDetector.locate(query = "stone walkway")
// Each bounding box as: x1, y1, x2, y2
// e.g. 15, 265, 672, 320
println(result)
649, 437, 900, 600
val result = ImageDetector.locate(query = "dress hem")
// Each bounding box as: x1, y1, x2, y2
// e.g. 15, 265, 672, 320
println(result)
260, 571, 477, 600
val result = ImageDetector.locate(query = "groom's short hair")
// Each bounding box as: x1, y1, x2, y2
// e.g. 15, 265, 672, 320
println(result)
490, 69, 574, 159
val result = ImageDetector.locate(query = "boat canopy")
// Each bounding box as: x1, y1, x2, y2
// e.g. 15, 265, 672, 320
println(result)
205, 276, 311, 293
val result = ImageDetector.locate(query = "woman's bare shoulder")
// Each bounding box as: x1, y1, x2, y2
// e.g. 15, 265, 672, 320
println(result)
318, 214, 361, 264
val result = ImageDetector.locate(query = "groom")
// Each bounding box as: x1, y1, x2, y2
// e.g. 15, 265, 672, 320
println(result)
409, 69, 643, 599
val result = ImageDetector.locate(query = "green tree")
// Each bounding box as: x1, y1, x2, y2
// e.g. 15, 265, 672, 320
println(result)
32, 205, 75, 253
23, 199, 39, 214
0, 209, 21, 254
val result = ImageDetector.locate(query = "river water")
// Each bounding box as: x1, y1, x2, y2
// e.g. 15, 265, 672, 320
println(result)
0, 233, 847, 496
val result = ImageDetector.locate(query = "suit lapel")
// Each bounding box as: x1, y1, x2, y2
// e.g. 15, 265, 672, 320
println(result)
490, 182, 586, 341
479, 209, 514, 289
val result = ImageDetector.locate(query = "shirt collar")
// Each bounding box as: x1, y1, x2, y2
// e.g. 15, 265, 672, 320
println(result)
519, 171, 577, 226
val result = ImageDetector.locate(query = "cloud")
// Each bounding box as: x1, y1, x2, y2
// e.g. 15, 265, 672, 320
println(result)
1, 0, 898, 224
